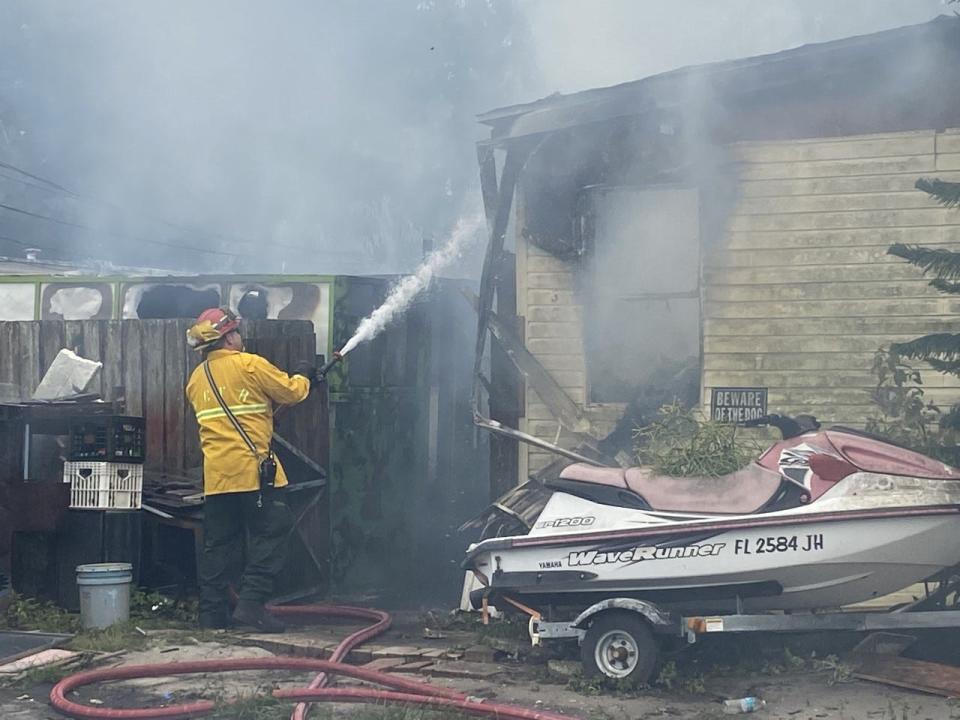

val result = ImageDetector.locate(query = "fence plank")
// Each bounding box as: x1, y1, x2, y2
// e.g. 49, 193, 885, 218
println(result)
141, 321, 166, 470
80, 320, 104, 398
18, 322, 41, 399
163, 321, 186, 473
101, 322, 123, 404
39, 322, 65, 380
121, 322, 144, 418
63, 321, 84, 355
182, 320, 203, 470
0, 324, 20, 388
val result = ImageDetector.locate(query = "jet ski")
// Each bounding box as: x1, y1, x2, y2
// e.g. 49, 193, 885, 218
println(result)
463, 414, 960, 614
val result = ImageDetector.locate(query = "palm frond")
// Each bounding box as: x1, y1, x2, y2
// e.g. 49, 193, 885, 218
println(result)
890, 333, 960, 363
928, 358, 960, 377
888, 244, 960, 281
929, 278, 960, 295
917, 178, 960, 208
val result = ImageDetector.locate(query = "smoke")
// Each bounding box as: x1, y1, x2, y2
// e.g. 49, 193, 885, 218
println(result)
524, 0, 947, 94
339, 211, 484, 355
0, 1, 947, 275
0, 1, 532, 273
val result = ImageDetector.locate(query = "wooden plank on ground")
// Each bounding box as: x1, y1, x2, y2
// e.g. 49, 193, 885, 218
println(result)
426, 661, 503, 679
392, 660, 435, 673
854, 654, 960, 697
362, 657, 406, 672
371, 645, 426, 660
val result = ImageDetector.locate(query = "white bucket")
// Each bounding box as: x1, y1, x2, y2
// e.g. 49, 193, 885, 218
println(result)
76, 563, 133, 629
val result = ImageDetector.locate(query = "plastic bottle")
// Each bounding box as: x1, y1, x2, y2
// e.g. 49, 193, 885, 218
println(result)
723, 697, 766, 714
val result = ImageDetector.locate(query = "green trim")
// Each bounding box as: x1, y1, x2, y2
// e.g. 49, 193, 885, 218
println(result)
0, 273, 339, 284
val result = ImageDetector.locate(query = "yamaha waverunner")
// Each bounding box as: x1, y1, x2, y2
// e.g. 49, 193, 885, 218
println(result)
463, 415, 960, 613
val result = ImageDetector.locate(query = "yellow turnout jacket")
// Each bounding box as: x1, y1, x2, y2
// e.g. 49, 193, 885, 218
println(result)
185, 349, 310, 495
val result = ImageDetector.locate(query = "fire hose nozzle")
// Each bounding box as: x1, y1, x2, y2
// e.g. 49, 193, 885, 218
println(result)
317, 351, 344, 380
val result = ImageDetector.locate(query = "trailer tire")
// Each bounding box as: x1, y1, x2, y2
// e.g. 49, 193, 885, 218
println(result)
581, 610, 657, 685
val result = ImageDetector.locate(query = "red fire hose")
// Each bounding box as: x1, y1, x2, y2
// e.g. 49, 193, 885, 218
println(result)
49, 604, 576, 720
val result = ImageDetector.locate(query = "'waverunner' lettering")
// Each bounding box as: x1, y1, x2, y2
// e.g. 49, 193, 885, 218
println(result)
567, 543, 725, 566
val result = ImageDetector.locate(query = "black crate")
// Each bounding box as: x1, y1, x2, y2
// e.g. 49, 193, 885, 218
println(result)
68, 415, 146, 463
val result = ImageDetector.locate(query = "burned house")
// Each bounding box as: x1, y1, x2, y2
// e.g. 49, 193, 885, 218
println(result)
472, 16, 960, 483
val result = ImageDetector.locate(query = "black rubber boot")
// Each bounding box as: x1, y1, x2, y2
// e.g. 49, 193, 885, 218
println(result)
231, 600, 286, 634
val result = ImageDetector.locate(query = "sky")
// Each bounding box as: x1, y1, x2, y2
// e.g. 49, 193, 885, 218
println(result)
0, 0, 949, 274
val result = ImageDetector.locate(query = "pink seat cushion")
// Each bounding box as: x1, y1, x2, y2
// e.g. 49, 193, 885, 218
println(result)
559, 464, 628, 489
624, 463, 783, 514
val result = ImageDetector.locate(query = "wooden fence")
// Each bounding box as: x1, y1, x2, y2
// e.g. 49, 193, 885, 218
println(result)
0, 319, 326, 474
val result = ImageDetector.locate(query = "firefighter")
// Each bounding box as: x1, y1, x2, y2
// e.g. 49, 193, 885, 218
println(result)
185, 307, 315, 632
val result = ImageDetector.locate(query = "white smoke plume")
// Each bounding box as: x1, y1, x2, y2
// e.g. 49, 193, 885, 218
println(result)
339, 212, 485, 356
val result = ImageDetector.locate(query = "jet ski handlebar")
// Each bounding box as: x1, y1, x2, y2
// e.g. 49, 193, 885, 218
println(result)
741, 413, 821, 439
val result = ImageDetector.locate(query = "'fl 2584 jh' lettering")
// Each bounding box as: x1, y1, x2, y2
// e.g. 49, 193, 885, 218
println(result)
734, 534, 824, 555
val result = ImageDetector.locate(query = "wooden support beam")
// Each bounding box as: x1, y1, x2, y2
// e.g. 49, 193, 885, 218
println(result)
464, 290, 593, 438
472, 143, 530, 410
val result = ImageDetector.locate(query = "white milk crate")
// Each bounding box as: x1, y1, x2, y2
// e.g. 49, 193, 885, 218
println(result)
63, 461, 143, 510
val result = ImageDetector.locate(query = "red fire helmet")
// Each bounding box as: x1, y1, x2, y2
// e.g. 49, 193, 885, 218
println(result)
186, 307, 240, 349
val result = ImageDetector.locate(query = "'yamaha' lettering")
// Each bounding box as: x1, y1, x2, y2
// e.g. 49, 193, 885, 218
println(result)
567, 543, 725, 566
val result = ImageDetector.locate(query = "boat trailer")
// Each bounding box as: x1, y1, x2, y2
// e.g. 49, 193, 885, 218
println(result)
506, 566, 960, 682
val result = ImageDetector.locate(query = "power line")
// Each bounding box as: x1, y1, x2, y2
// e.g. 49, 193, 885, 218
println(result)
0, 201, 251, 258
0, 157, 322, 256
0, 159, 251, 254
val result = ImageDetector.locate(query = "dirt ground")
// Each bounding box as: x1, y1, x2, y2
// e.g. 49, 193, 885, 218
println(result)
3, 615, 960, 719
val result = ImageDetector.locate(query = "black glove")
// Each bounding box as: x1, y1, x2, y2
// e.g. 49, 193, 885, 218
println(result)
293, 361, 318, 386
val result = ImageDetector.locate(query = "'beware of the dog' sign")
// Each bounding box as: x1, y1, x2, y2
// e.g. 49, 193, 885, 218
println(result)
710, 387, 768, 424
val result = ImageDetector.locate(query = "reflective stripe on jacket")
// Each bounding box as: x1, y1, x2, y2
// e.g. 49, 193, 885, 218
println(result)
185, 349, 310, 495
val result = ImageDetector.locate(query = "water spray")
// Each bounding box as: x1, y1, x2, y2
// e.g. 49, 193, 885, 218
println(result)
319, 213, 483, 378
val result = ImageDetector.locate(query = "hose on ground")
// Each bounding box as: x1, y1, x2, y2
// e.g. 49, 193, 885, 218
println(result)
49, 606, 575, 720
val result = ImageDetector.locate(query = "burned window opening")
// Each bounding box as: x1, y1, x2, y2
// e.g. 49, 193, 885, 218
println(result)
135, 285, 221, 319
237, 289, 269, 319
579, 185, 701, 404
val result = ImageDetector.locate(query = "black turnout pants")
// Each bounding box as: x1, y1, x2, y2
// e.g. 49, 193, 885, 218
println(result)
199, 488, 293, 622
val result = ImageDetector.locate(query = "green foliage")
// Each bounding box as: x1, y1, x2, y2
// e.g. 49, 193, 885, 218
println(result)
129, 588, 197, 626
654, 660, 706, 694
634, 402, 759, 477
890, 332, 960, 369
0, 660, 79, 689
0, 594, 79, 633
888, 243, 960, 283
886, 179, 960, 439
916, 178, 960, 209
66, 621, 149, 653
866, 349, 960, 466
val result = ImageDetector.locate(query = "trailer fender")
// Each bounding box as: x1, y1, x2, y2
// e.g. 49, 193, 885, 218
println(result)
572, 598, 675, 633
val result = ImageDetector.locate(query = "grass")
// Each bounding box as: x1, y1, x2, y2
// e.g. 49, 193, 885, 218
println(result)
0, 658, 83, 689
633, 401, 760, 477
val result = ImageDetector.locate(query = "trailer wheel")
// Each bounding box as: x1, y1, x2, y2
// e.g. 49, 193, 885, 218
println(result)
581, 610, 657, 684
